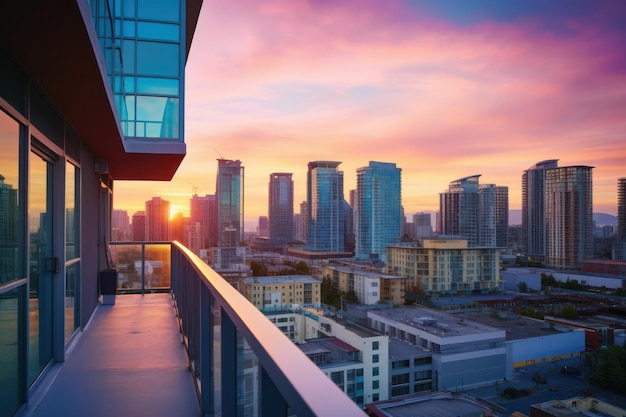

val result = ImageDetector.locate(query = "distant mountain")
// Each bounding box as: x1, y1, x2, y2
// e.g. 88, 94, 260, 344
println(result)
509, 210, 616, 226
594, 213, 617, 226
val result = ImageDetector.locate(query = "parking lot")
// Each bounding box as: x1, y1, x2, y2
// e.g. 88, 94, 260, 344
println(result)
466, 357, 626, 415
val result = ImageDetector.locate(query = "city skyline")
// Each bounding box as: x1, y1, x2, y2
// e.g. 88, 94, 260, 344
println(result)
113, 0, 626, 223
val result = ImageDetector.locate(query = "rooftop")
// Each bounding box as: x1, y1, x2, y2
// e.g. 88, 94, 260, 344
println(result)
367, 392, 497, 417
243, 275, 320, 285
369, 306, 503, 338
299, 337, 362, 368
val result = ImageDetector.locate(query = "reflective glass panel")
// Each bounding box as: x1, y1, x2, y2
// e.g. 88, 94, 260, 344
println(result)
144, 244, 170, 289
137, 21, 179, 41
136, 77, 179, 95
110, 244, 142, 290
0, 110, 20, 286
65, 261, 80, 342
65, 162, 79, 261
0, 287, 22, 417
136, 41, 179, 77
137, 0, 180, 22
28, 151, 54, 385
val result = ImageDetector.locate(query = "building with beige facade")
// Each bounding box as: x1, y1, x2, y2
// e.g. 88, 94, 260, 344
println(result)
242, 275, 321, 310
386, 237, 501, 294
320, 265, 406, 305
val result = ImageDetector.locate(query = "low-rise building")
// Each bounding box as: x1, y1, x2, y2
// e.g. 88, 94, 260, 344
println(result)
241, 275, 321, 310
366, 391, 504, 417
265, 308, 389, 406
531, 397, 626, 417
386, 237, 501, 294
388, 340, 433, 398
368, 306, 507, 390
321, 264, 406, 305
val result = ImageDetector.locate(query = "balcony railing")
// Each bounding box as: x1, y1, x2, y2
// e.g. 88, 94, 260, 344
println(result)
110, 241, 366, 417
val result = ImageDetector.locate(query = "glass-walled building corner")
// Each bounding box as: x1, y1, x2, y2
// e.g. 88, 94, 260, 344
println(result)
88, 0, 185, 141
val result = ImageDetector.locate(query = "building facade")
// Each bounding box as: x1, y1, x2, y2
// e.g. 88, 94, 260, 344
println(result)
386, 238, 501, 293
189, 193, 217, 252
145, 196, 170, 241
544, 165, 593, 269
521, 159, 559, 263
368, 306, 507, 391
439, 175, 480, 246
242, 275, 321, 310
268, 172, 294, 242
216, 159, 244, 267
354, 161, 402, 261
321, 265, 406, 305
0, 0, 202, 414
306, 161, 345, 252
495, 185, 509, 249
131, 210, 146, 241
413, 212, 434, 239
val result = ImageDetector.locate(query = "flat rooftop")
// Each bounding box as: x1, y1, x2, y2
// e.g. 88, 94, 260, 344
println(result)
369, 306, 503, 338
457, 310, 562, 341
305, 307, 382, 338
323, 264, 404, 280
367, 392, 495, 417
243, 275, 320, 284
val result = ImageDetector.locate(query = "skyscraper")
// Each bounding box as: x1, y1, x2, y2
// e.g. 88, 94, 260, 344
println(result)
618, 178, 626, 241
545, 165, 593, 269
190, 194, 217, 250
355, 161, 401, 260
478, 183, 496, 247
216, 159, 244, 248
439, 175, 481, 246
521, 159, 558, 263
495, 186, 509, 249
0, 175, 18, 284
131, 211, 146, 242
145, 197, 170, 241
306, 161, 345, 252
296, 201, 309, 243
413, 212, 434, 238
522, 160, 593, 269
111, 209, 130, 241
268, 173, 293, 242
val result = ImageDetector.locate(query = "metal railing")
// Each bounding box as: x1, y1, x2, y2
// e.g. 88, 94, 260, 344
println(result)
170, 241, 366, 417
110, 241, 366, 415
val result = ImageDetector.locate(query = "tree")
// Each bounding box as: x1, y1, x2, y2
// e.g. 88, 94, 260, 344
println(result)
321, 276, 340, 308
343, 290, 360, 304
249, 261, 268, 276
558, 305, 578, 319
294, 261, 309, 275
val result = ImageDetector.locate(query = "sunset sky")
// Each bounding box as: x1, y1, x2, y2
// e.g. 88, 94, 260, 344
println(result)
114, 0, 626, 228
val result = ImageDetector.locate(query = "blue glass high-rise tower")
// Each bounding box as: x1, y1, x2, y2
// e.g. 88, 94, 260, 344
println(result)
355, 161, 402, 261
306, 161, 345, 252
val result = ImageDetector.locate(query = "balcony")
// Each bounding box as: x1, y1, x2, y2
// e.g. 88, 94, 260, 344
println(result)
27, 242, 365, 417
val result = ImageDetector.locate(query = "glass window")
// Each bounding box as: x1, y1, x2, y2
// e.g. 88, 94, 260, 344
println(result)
373, 340, 379, 350
138, 0, 180, 21
0, 287, 23, 417
372, 380, 379, 389
0, 110, 21, 286
136, 41, 179, 77
137, 21, 179, 41
373, 354, 379, 363
372, 367, 379, 376
123, 20, 135, 37
65, 162, 79, 261
137, 77, 179, 95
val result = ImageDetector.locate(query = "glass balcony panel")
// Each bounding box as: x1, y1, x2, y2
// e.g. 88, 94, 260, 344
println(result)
238, 336, 259, 416
144, 244, 170, 289
123, 20, 135, 37
65, 261, 80, 341
211, 294, 222, 415
111, 244, 142, 290
0, 287, 21, 417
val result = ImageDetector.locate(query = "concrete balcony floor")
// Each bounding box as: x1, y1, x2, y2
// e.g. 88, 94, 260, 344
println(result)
26, 294, 200, 417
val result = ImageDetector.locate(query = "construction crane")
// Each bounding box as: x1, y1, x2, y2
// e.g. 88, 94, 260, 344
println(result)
186, 180, 198, 195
